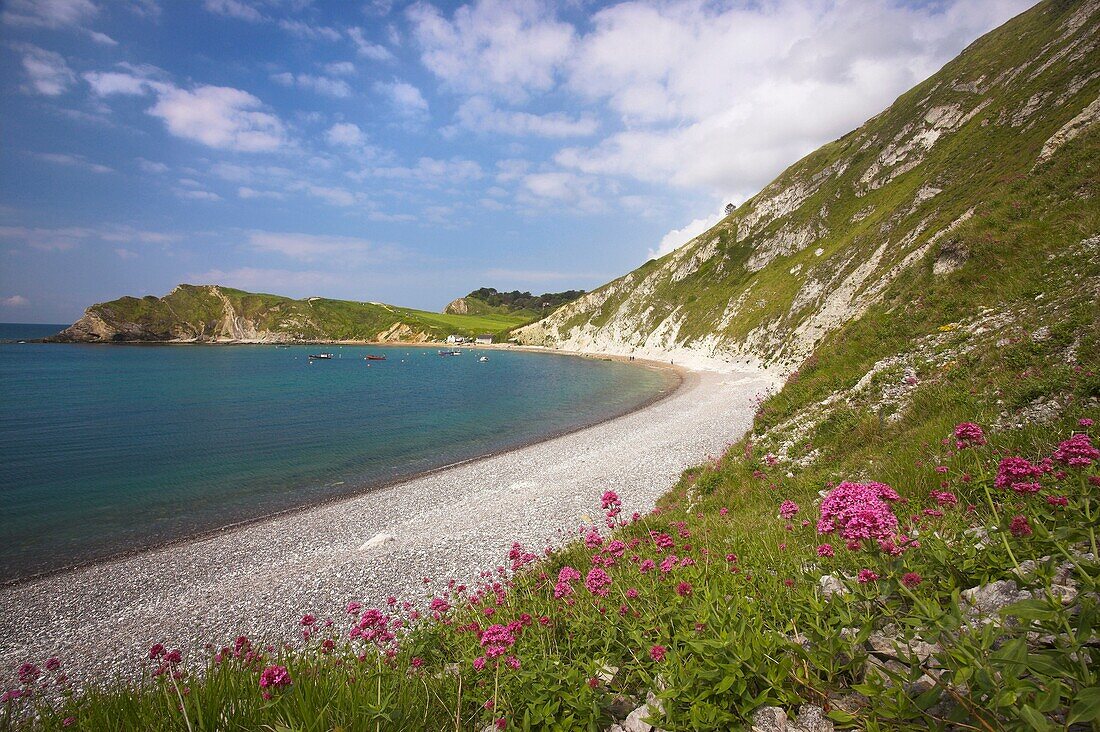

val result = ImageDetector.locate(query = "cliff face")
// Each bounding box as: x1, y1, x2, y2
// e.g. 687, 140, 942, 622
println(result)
515, 0, 1100, 372
51, 285, 503, 343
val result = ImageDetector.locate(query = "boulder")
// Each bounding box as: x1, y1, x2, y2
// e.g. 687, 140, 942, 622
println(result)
750, 706, 788, 732
790, 705, 833, 732
818, 574, 847, 597
960, 579, 1031, 618
622, 691, 665, 732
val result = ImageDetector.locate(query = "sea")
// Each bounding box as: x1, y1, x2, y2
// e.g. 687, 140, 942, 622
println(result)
0, 324, 674, 582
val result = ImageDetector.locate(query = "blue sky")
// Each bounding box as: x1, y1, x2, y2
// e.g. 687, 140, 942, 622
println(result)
0, 0, 1033, 322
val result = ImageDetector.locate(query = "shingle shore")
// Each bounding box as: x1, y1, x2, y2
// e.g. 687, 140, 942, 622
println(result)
0, 366, 774, 686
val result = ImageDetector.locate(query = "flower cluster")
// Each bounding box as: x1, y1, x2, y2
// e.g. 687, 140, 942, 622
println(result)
779, 500, 800, 520
1052, 433, 1099, 467
817, 481, 900, 546
953, 422, 986, 449
994, 457, 1043, 494
259, 664, 291, 691
553, 566, 582, 599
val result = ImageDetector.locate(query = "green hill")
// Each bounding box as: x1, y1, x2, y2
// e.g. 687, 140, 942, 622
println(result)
443, 287, 585, 319
49, 284, 530, 343
516, 0, 1099, 375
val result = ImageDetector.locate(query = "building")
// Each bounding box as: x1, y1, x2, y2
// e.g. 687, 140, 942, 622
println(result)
446, 335, 468, 344
475, 334, 493, 345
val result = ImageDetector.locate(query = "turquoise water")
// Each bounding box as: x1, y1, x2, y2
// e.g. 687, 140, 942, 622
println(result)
0, 326, 672, 582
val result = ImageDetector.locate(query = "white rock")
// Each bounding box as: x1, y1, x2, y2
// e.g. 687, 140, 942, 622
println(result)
358, 532, 396, 551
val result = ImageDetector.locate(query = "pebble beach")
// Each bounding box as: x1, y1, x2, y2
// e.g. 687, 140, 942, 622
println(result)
0, 362, 775, 685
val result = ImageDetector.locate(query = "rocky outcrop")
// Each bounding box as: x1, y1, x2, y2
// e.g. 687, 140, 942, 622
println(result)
443, 297, 468, 314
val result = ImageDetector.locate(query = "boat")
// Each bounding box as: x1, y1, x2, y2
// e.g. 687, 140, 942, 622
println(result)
308, 352, 334, 360
438, 350, 462, 356
478, 356, 489, 362
365, 354, 387, 361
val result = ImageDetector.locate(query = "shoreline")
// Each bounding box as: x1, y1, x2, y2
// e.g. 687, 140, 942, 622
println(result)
0, 356, 775, 685
1, 353, 683, 588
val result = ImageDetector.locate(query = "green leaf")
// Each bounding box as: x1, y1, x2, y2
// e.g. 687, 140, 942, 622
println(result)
1019, 705, 1054, 731
1068, 686, 1100, 724
1002, 598, 1057, 622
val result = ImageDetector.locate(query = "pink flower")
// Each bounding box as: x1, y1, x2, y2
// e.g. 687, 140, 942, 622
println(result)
16, 663, 38, 685
719, 507, 729, 516
479, 624, 516, 658
345, 601, 361, 614
638, 559, 656, 573
554, 566, 582, 599
930, 490, 958, 507
1009, 515, 1032, 538
62, 717, 76, 727
649, 645, 667, 662
675, 581, 692, 597
995, 457, 1043, 493
44, 658, 60, 672
779, 500, 800, 520
495, 717, 507, 729
1052, 433, 1099, 467
472, 657, 486, 671
816, 543, 834, 557
626, 587, 639, 599
584, 567, 612, 597
1079, 418, 1094, 427
857, 569, 879, 584
300, 614, 316, 626
148, 643, 166, 660
601, 490, 621, 513
1046, 495, 1068, 507
901, 572, 922, 588
817, 481, 899, 545
259, 665, 291, 690
954, 422, 986, 449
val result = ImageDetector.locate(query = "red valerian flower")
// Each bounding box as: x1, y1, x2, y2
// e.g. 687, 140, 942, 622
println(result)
1052, 433, 1099, 467
1010, 515, 1033, 538
857, 569, 879, 583
953, 422, 986, 448
676, 581, 693, 597
779, 500, 800, 520
584, 568, 612, 597
995, 457, 1042, 493
901, 572, 923, 588
259, 665, 291, 690
649, 645, 667, 662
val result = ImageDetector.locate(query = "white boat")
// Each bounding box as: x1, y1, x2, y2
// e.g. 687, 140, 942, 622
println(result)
309, 352, 334, 360
479, 356, 489, 362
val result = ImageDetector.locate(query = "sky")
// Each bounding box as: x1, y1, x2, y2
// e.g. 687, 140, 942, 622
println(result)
0, 0, 1035, 323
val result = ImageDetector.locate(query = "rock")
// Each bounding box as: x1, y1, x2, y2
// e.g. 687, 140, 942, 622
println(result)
904, 673, 940, 697
750, 706, 788, 732
358, 532, 396, 551
863, 656, 907, 686
828, 691, 869, 714
622, 691, 665, 732
818, 574, 847, 597
605, 726, 626, 732
866, 633, 941, 664
790, 704, 833, 732
960, 579, 1031, 618
609, 694, 637, 721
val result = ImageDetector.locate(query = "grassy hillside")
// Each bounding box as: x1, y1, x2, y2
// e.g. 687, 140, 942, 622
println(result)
50, 284, 531, 343
516, 0, 1100, 373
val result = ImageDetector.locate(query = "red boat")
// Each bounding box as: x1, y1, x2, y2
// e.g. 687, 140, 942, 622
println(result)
364, 354, 387, 361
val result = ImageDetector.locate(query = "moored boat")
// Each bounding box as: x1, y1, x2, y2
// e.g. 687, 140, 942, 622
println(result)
309, 352, 334, 359
365, 354, 387, 361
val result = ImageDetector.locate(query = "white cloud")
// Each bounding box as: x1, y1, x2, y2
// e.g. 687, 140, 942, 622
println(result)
114, 247, 138, 259
17, 45, 76, 96
237, 187, 286, 200
245, 232, 382, 262
2, 0, 97, 29
647, 209, 724, 260
271, 72, 352, 98
278, 19, 341, 42
34, 152, 113, 174
0, 224, 178, 251
148, 85, 287, 152
202, 0, 262, 23
174, 188, 222, 201
325, 122, 365, 147
287, 182, 361, 207
556, 0, 1034, 197
137, 158, 169, 174
1, 295, 30, 307
348, 27, 393, 61
455, 96, 597, 138
375, 80, 429, 120
84, 70, 153, 96
408, 0, 573, 101
323, 61, 357, 76
519, 171, 603, 213
370, 157, 482, 185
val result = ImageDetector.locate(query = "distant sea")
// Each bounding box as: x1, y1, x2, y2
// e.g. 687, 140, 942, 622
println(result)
0, 324, 673, 582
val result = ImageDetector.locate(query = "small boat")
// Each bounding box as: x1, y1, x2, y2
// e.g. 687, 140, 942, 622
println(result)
274, 344, 291, 349
365, 354, 387, 361
309, 352, 334, 360
438, 350, 462, 356
479, 356, 489, 362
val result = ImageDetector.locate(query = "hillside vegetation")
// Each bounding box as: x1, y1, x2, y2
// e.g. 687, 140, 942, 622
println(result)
49, 284, 530, 343
7, 1, 1100, 731
444, 288, 586, 319
515, 0, 1099, 374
